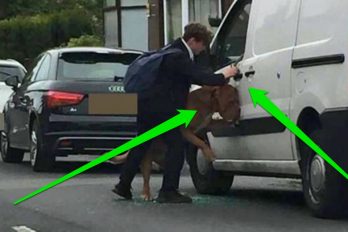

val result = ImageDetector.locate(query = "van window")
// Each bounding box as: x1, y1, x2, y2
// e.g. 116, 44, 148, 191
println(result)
212, 0, 252, 68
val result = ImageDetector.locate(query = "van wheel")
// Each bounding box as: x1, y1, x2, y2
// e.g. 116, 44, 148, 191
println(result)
186, 141, 233, 195
30, 121, 55, 172
301, 130, 348, 218
0, 130, 25, 163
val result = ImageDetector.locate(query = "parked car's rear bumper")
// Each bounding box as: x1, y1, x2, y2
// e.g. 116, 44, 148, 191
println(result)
45, 132, 136, 155
43, 114, 137, 155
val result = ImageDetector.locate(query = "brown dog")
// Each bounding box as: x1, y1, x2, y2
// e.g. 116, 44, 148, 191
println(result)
110, 84, 240, 200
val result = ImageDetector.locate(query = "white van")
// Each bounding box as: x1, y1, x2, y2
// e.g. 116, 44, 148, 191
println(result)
186, 0, 348, 218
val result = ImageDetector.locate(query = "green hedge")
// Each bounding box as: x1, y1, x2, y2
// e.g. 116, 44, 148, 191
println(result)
0, 8, 96, 66
66, 35, 103, 47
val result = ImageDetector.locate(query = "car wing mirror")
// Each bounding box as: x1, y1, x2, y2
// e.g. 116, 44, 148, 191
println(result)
5, 75, 20, 90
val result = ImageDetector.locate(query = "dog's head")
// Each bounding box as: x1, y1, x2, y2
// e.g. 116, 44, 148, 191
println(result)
212, 85, 241, 123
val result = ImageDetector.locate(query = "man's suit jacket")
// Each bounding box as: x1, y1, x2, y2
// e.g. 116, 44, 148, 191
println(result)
148, 38, 227, 114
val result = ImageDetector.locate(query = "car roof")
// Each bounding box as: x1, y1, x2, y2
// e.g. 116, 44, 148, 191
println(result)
0, 59, 27, 71
47, 47, 143, 56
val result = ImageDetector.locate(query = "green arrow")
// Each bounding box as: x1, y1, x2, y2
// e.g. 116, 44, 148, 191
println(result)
249, 88, 348, 179
14, 109, 197, 205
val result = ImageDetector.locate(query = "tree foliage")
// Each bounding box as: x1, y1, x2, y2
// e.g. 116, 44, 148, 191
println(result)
66, 35, 103, 47
0, 0, 103, 20
0, 0, 104, 66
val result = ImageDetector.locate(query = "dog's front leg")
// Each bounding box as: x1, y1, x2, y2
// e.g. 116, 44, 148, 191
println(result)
140, 151, 153, 201
181, 128, 216, 162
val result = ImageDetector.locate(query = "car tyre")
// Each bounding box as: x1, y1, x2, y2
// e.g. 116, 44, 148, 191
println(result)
30, 121, 55, 172
301, 130, 348, 218
186, 135, 233, 195
0, 130, 25, 163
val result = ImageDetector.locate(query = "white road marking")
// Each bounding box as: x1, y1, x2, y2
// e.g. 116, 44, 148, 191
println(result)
12, 226, 37, 232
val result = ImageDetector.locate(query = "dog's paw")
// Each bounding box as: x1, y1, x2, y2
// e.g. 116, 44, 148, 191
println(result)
212, 112, 223, 120
202, 147, 217, 162
141, 192, 153, 201
151, 161, 162, 172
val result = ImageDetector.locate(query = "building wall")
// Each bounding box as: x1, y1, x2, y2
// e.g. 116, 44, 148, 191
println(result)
104, 0, 119, 48
103, 0, 234, 50
120, 0, 148, 50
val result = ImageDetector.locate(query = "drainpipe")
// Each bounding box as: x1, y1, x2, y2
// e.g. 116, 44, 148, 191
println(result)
182, 0, 189, 34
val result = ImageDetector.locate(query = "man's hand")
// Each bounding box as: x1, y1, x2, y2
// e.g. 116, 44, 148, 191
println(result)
221, 65, 239, 79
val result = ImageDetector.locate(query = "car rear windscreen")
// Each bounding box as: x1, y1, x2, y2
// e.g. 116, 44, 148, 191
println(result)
57, 52, 140, 82
0, 65, 25, 82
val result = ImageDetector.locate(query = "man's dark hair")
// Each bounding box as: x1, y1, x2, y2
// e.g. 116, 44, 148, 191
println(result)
183, 23, 213, 46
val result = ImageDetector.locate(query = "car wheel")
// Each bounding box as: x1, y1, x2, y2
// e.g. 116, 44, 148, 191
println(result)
186, 135, 233, 195
0, 130, 24, 163
30, 121, 55, 172
302, 130, 348, 218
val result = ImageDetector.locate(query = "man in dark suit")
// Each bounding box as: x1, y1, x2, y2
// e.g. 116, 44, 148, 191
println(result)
113, 23, 238, 203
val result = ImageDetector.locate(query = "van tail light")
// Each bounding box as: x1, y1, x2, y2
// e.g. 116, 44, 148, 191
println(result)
46, 91, 84, 108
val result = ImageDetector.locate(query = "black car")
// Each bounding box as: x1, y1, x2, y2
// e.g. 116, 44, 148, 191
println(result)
0, 47, 142, 171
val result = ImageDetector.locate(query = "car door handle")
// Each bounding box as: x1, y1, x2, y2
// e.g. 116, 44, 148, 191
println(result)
244, 70, 256, 77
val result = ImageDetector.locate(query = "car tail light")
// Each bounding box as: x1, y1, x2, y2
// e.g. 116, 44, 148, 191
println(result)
60, 140, 72, 147
46, 91, 84, 108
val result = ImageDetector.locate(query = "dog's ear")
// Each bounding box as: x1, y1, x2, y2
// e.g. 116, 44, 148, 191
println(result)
231, 86, 240, 102
199, 86, 218, 102
212, 86, 220, 99
211, 87, 221, 112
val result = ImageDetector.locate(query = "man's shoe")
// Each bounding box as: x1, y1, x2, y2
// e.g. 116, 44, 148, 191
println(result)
156, 191, 192, 204
112, 183, 132, 200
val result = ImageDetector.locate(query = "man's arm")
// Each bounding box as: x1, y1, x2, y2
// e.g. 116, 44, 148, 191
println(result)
170, 53, 228, 86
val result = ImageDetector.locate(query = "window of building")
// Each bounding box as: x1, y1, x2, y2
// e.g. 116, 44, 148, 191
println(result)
165, 0, 182, 43
104, 10, 119, 48
104, 0, 116, 7
189, 0, 221, 32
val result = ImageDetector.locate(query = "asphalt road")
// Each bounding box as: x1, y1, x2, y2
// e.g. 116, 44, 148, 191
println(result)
1, 154, 348, 232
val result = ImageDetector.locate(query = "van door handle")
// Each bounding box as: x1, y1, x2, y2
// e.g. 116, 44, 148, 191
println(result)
19, 97, 26, 102
244, 70, 256, 77
19, 96, 28, 105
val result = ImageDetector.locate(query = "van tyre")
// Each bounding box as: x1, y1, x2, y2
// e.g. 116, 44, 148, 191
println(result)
0, 130, 25, 163
30, 121, 55, 172
301, 130, 348, 218
186, 142, 233, 195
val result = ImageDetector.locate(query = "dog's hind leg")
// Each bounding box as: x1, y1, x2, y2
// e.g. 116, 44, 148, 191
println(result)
140, 151, 153, 201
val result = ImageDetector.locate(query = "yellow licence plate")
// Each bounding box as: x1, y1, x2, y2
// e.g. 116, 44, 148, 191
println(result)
88, 93, 138, 115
